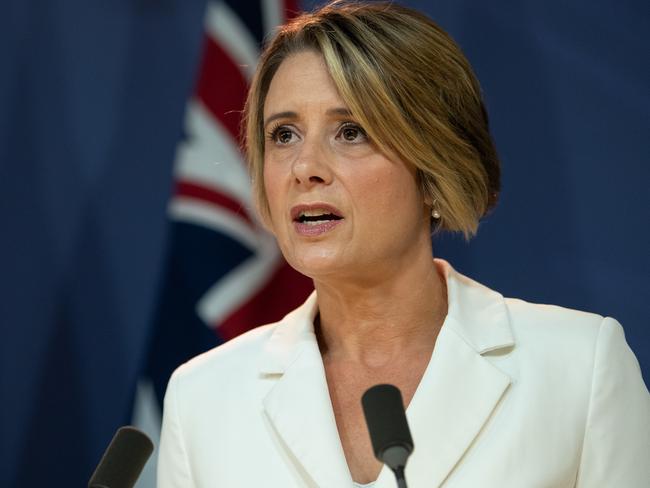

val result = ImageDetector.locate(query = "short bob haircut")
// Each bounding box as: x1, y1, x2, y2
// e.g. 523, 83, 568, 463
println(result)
244, 1, 500, 239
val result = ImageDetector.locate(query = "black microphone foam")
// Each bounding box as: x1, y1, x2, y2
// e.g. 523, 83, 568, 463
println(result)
361, 384, 414, 470
88, 426, 154, 488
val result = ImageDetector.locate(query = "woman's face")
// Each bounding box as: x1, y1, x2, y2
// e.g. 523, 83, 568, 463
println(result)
262, 50, 431, 282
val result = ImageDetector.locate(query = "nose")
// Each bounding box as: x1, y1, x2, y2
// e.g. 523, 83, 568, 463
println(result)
291, 137, 333, 189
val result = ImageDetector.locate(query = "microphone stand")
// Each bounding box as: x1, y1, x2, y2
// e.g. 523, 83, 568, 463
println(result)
393, 466, 408, 488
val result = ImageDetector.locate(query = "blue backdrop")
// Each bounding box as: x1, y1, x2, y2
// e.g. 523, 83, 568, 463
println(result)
0, 1, 647, 487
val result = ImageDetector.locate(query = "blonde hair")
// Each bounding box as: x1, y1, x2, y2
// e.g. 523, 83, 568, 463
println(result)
244, 1, 500, 239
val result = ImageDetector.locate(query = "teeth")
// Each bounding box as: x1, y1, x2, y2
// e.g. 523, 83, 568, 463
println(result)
300, 209, 332, 218
296, 209, 343, 224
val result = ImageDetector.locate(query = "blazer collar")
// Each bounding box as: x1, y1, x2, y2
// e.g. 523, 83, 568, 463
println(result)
259, 291, 319, 374
259, 259, 514, 487
438, 258, 514, 354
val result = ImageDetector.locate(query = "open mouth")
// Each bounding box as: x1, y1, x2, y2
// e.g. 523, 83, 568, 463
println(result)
295, 210, 344, 225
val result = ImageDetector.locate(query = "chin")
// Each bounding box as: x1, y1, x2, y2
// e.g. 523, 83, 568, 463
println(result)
284, 248, 344, 279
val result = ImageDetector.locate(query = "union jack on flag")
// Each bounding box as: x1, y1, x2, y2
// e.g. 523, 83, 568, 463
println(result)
146, 0, 313, 404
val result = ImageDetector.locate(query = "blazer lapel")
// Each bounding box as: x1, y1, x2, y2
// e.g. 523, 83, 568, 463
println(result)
259, 261, 514, 488
260, 293, 353, 488
375, 261, 515, 488
402, 322, 511, 487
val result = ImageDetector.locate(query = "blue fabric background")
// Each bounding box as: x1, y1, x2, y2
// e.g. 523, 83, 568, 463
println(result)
0, 0, 647, 486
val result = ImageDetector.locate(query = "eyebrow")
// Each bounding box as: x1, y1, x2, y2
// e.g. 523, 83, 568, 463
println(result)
263, 107, 353, 128
263, 111, 296, 128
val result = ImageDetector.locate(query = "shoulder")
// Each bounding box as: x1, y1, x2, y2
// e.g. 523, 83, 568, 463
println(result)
169, 322, 276, 393
441, 258, 612, 357
443, 258, 628, 381
446, 259, 641, 390
496, 297, 642, 400
500, 297, 624, 381
500, 297, 641, 377
504, 297, 607, 346
165, 290, 318, 400
161, 321, 281, 442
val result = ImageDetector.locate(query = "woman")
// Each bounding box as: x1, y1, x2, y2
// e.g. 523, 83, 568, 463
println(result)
157, 2, 649, 487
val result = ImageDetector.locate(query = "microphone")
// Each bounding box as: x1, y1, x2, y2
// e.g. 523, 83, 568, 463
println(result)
362, 384, 414, 488
88, 426, 154, 488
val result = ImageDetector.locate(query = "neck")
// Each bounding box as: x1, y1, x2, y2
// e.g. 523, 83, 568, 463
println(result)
313, 251, 447, 368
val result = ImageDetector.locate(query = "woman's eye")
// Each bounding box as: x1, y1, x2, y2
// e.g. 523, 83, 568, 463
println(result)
338, 123, 367, 143
277, 129, 293, 144
268, 125, 296, 145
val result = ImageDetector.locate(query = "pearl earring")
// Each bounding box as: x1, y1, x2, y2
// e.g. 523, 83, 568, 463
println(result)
431, 199, 441, 219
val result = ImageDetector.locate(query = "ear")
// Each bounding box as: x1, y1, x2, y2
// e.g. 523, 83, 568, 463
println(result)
421, 185, 435, 208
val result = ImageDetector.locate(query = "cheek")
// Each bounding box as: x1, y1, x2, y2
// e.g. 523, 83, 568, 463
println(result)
261, 165, 285, 235
352, 166, 421, 220
263, 163, 284, 210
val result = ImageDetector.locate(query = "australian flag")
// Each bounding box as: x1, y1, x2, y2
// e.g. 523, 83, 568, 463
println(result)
145, 0, 313, 409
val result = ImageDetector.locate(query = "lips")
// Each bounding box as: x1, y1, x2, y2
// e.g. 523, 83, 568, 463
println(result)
290, 203, 344, 223
290, 203, 344, 236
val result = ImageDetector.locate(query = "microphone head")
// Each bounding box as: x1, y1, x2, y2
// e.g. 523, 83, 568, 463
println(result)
88, 426, 154, 488
361, 384, 414, 471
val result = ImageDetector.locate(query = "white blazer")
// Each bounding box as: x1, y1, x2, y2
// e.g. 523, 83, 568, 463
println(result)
157, 260, 650, 487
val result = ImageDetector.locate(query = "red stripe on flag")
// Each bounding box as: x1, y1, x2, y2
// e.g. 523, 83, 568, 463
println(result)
175, 180, 254, 226
195, 34, 248, 142
217, 260, 314, 341
283, 0, 301, 19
